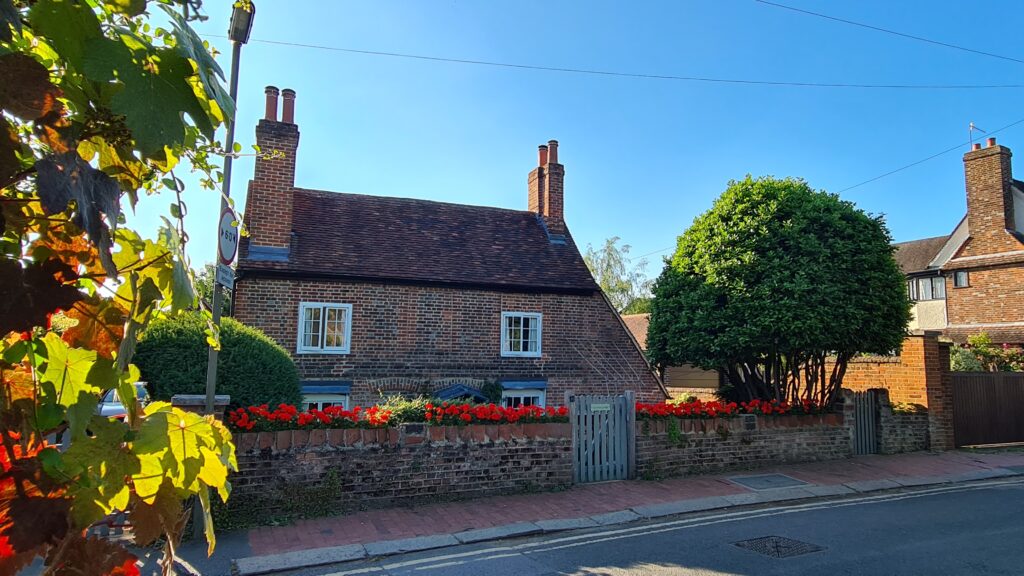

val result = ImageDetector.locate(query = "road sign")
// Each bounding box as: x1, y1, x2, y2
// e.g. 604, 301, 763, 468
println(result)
217, 208, 239, 266
216, 263, 234, 290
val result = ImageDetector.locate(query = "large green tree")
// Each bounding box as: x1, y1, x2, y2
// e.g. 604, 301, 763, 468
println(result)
647, 176, 911, 407
1, 1, 243, 573
584, 237, 652, 313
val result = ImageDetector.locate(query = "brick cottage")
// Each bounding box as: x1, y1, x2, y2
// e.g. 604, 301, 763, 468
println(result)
232, 87, 667, 409
895, 137, 1024, 344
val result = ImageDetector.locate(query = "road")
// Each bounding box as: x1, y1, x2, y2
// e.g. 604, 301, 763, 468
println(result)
282, 478, 1024, 576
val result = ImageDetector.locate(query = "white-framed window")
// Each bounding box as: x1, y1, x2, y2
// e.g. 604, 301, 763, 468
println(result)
302, 394, 350, 411
297, 302, 352, 354
500, 312, 542, 357
908, 277, 945, 302
953, 270, 970, 288
501, 389, 546, 408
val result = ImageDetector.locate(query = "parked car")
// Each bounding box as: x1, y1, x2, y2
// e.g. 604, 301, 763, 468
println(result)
97, 382, 151, 419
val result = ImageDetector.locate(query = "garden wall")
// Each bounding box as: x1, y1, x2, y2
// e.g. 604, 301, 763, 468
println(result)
220, 423, 572, 527
635, 412, 852, 480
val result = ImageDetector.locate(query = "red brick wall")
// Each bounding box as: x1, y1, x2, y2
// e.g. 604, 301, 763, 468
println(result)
636, 413, 851, 479
233, 276, 665, 404
835, 333, 954, 451
944, 264, 1024, 343
224, 423, 571, 523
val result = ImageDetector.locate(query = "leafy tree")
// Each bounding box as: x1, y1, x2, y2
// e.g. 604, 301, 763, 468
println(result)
0, 1, 246, 572
583, 237, 653, 313
195, 262, 231, 316
135, 314, 302, 408
647, 176, 911, 407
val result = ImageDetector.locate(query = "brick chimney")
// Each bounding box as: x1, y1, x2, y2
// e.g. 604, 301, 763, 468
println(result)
527, 139, 565, 236
243, 86, 300, 261
961, 137, 1020, 256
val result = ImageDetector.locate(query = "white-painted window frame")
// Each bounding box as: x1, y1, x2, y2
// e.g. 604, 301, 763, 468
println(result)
500, 311, 543, 358
500, 389, 546, 408
297, 302, 353, 354
302, 393, 350, 411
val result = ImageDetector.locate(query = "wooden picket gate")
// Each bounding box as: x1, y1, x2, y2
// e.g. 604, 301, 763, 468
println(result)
567, 391, 635, 483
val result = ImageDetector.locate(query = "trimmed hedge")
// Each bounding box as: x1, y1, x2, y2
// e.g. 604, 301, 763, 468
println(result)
134, 314, 302, 408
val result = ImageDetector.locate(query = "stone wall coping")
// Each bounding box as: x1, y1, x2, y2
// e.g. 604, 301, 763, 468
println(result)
637, 412, 844, 435
233, 422, 571, 453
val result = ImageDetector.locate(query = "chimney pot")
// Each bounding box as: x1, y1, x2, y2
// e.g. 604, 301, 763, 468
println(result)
264, 86, 279, 121
987, 137, 997, 147
281, 88, 296, 124
538, 145, 548, 167
973, 142, 982, 151
547, 140, 559, 164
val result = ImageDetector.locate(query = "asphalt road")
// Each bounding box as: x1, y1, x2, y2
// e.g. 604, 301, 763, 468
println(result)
283, 478, 1024, 576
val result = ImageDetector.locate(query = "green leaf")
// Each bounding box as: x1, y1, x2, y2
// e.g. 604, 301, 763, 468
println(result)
64, 416, 138, 527
38, 333, 103, 438
109, 0, 147, 17
198, 486, 216, 556
82, 37, 215, 156
161, 5, 235, 125
28, 0, 103, 72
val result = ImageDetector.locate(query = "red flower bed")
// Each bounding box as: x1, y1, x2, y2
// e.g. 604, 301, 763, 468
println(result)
636, 398, 826, 419
228, 404, 392, 432
423, 402, 568, 425
226, 402, 569, 432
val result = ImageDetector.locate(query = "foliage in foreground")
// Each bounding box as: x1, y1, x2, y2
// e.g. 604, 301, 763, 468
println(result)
950, 333, 1024, 372
647, 176, 912, 407
135, 314, 302, 408
1, 1, 245, 573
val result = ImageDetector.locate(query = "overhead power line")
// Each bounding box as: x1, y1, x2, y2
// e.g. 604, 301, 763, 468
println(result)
205, 34, 1024, 90
753, 0, 1024, 65
838, 116, 1024, 192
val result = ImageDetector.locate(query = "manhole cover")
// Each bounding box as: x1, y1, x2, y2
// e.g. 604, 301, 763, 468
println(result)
729, 473, 808, 491
734, 536, 824, 558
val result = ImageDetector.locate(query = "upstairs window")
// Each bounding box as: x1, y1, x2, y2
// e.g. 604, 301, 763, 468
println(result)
908, 277, 945, 302
953, 270, 970, 288
501, 312, 542, 357
297, 303, 352, 354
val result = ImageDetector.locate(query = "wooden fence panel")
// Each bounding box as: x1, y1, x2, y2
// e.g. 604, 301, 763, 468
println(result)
952, 372, 1024, 447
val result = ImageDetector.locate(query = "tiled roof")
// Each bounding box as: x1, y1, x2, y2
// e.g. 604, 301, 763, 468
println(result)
239, 189, 599, 292
621, 313, 650, 350
892, 235, 949, 274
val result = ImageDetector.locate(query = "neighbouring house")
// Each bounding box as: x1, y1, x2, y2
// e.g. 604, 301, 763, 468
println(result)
621, 313, 721, 400
232, 86, 668, 409
894, 137, 1024, 344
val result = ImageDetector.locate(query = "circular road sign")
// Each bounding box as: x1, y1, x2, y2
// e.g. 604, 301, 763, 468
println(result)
218, 209, 239, 266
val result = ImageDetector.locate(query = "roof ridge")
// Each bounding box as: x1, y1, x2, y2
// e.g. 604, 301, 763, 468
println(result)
293, 187, 535, 216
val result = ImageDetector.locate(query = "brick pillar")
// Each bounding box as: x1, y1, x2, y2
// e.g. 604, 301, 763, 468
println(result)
840, 388, 856, 452
922, 334, 955, 450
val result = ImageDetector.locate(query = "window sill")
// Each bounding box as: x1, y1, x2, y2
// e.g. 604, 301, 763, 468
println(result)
296, 349, 352, 355
500, 352, 543, 359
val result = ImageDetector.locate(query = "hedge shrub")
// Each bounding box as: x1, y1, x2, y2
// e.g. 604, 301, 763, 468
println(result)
134, 314, 302, 408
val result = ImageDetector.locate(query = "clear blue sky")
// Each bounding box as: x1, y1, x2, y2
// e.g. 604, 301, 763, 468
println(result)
129, 0, 1024, 280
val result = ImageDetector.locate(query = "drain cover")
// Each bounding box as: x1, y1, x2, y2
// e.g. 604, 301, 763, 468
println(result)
734, 536, 824, 558
729, 473, 808, 491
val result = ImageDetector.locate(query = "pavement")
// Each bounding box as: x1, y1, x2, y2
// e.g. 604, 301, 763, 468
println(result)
174, 449, 1024, 575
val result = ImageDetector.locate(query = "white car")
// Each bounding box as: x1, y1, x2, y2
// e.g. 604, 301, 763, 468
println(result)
96, 382, 151, 419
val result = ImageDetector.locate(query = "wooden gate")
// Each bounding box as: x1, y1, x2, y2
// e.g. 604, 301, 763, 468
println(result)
852, 390, 879, 455
953, 372, 1024, 447
568, 391, 635, 483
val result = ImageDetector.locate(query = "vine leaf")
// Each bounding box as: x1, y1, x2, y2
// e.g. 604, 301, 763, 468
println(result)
129, 482, 182, 547
35, 152, 120, 277
0, 0, 20, 43
82, 37, 214, 156
37, 333, 115, 440
0, 53, 64, 122
27, 0, 103, 73
62, 417, 138, 527
44, 534, 139, 576
108, 0, 147, 17
162, 5, 235, 124
0, 258, 83, 335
